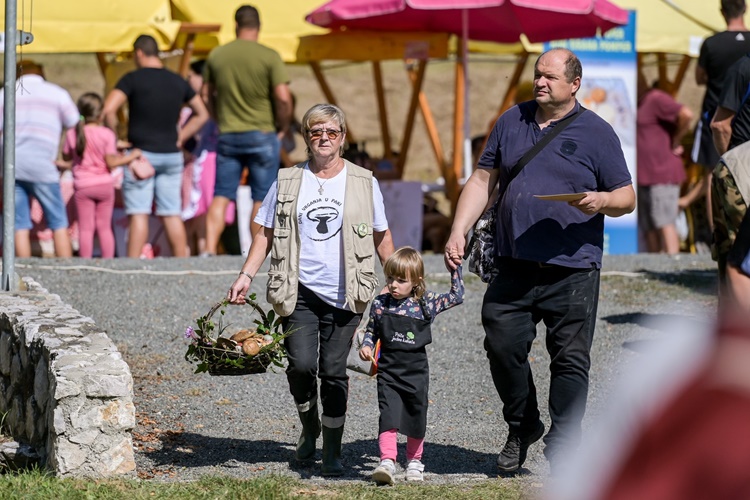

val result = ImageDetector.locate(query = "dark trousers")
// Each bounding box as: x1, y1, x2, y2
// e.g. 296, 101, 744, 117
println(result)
728, 209, 750, 272
481, 257, 600, 453
282, 284, 361, 420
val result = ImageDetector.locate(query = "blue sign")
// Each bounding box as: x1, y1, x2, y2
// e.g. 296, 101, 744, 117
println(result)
545, 10, 638, 255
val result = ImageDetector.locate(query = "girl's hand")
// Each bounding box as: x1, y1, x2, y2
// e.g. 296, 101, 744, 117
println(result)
359, 346, 372, 361
124, 148, 143, 164
116, 140, 132, 150
55, 159, 72, 170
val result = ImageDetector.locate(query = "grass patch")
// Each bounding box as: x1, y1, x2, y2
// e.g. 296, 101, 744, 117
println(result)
0, 411, 9, 440
0, 471, 529, 499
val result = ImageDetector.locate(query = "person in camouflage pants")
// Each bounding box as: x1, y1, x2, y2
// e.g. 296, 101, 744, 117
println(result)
712, 156, 748, 292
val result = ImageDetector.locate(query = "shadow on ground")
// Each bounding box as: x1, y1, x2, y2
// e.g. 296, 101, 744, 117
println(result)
601, 312, 689, 329
638, 269, 717, 296
602, 311, 715, 353
143, 432, 500, 480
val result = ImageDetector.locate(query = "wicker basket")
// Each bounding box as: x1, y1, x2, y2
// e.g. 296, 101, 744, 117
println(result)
185, 297, 289, 376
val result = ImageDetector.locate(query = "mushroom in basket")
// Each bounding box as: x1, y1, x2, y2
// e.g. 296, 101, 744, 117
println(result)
230, 329, 273, 356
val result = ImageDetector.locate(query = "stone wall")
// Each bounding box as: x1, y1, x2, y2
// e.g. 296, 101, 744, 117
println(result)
0, 277, 135, 477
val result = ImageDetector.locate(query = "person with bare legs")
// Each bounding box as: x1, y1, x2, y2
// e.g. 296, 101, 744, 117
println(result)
103, 34, 208, 258
202, 4, 292, 255
636, 72, 694, 254
0, 60, 79, 258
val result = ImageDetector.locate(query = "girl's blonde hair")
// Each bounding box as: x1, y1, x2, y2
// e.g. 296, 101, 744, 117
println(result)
383, 247, 426, 299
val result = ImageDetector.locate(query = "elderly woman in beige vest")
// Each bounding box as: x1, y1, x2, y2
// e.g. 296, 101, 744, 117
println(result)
228, 103, 394, 476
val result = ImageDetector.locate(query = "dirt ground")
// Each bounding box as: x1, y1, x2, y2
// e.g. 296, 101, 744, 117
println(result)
0, 51, 706, 186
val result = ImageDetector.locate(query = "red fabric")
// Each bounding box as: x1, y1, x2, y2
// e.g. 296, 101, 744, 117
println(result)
636, 88, 686, 186
602, 316, 750, 500
406, 436, 424, 461
306, 0, 628, 44
601, 380, 750, 500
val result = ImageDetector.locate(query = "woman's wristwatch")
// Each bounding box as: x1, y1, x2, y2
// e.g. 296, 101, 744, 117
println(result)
239, 271, 254, 280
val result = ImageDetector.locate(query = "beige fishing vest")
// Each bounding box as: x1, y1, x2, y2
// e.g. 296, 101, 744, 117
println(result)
720, 141, 750, 203
266, 160, 379, 316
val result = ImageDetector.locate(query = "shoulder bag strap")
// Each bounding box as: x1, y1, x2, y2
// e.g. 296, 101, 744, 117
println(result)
464, 106, 586, 259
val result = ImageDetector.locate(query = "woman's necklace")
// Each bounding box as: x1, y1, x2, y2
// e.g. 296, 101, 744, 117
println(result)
312, 173, 329, 195
310, 160, 342, 195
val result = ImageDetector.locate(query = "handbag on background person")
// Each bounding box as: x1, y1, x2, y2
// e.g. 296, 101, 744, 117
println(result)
466, 107, 586, 282
129, 155, 155, 180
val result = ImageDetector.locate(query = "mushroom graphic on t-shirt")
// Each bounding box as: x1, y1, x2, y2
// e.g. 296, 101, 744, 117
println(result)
307, 206, 340, 234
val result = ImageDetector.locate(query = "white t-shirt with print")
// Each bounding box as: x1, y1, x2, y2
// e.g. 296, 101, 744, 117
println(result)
255, 163, 389, 309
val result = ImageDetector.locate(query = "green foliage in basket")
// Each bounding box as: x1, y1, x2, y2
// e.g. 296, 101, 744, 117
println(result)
184, 293, 291, 375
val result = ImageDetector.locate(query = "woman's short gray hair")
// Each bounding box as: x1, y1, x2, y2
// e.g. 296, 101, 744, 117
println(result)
302, 103, 347, 159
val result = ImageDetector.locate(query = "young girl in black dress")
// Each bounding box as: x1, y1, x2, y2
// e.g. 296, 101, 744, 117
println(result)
359, 247, 464, 484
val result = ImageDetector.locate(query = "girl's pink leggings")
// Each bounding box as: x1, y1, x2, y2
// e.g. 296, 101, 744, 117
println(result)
379, 428, 424, 462
74, 183, 115, 258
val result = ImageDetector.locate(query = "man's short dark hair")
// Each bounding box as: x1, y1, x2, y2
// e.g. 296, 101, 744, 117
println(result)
722, 0, 746, 19
235, 5, 261, 30
536, 48, 583, 83
133, 35, 159, 57
190, 59, 206, 76
17, 59, 44, 77
563, 52, 583, 83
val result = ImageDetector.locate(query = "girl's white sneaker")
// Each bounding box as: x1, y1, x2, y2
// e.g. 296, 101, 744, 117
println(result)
372, 459, 396, 485
405, 459, 425, 481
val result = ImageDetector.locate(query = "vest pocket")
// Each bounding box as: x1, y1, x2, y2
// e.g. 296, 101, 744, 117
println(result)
351, 225, 375, 270
275, 194, 296, 229
266, 270, 288, 303
354, 269, 379, 303
271, 227, 291, 262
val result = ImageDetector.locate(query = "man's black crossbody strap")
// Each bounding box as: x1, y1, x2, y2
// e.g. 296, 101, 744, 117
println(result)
506, 106, 586, 186
463, 106, 586, 262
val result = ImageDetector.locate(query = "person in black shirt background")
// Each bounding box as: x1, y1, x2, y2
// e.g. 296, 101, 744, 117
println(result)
103, 34, 208, 257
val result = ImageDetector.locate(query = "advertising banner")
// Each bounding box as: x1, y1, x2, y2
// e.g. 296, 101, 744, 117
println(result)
545, 10, 638, 254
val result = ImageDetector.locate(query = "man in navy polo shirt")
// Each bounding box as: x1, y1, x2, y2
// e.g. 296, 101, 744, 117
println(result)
444, 48, 635, 473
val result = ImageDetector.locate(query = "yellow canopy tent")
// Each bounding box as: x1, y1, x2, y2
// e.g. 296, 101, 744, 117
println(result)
170, 0, 460, 200
0, 0, 449, 191
470, 0, 715, 92
655, 0, 750, 44
472, 0, 750, 95
614, 0, 714, 56
0, 0, 181, 53
609, 0, 750, 93
170, 0, 328, 63
0, 0, 219, 82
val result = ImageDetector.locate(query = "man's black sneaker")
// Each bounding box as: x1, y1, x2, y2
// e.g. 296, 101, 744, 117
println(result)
497, 421, 545, 472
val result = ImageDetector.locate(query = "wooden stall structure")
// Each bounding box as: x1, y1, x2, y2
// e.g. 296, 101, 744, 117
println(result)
168, 0, 467, 202
3, 0, 742, 212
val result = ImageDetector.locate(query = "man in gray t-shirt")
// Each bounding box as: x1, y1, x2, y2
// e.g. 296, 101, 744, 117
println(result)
0, 60, 79, 257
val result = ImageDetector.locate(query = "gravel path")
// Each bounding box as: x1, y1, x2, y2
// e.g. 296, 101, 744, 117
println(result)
15, 253, 718, 488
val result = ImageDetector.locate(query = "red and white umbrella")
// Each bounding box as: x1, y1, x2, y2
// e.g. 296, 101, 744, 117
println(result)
307, 0, 629, 182
307, 0, 628, 44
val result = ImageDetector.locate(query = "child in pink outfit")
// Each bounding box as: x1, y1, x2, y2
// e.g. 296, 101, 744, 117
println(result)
60, 92, 141, 258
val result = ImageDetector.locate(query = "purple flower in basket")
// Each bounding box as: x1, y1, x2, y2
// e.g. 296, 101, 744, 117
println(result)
184, 326, 198, 340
